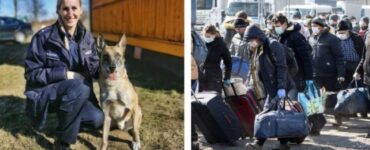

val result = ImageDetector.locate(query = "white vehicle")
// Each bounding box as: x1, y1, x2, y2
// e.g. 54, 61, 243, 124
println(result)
224, 0, 272, 25
194, 0, 227, 31
361, 5, 370, 18
283, 5, 332, 18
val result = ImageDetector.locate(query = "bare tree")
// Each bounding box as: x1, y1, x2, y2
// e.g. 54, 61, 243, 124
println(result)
13, 0, 18, 18
28, 0, 46, 22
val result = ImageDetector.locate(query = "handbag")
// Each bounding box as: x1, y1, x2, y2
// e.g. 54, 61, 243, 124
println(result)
335, 80, 369, 114
254, 97, 310, 138
298, 82, 324, 116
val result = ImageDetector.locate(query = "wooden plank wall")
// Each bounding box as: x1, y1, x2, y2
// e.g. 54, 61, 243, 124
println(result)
91, 0, 184, 57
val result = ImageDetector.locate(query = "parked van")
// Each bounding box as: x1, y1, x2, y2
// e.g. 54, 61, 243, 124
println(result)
361, 5, 370, 18
283, 5, 332, 18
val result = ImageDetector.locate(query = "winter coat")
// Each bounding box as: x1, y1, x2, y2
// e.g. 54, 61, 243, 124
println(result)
229, 33, 248, 59
24, 22, 99, 130
309, 29, 345, 78
355, 31, 370, 85
280, 23, 314, 81
199, 37, 232, 92
244, 25, 295, 98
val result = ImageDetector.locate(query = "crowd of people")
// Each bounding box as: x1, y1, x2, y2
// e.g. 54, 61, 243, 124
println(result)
191, 10, 370, 150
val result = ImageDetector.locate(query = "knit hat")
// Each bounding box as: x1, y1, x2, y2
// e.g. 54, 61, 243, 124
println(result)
312, 17, 326, 27
337, 20, 350, 31
360, 17, 370, 24
233, 18, 247, 28
329, 14, 339, 21
244, 24, 266, 42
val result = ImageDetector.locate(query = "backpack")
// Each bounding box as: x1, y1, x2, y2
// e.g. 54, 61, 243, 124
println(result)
267, 39, 299, 76
191, 31, 208, 72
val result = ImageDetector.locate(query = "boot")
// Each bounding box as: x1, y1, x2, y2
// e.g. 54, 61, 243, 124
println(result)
54, 139, 71, 150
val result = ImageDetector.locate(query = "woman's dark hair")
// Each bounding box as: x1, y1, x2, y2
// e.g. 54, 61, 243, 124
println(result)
271, 13, 288, 25
235, 11, 248, 20
203, 24, 221, 37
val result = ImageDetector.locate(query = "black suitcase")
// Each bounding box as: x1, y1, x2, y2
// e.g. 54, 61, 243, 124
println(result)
308, 113, 327, 134
192, 91, 243, 144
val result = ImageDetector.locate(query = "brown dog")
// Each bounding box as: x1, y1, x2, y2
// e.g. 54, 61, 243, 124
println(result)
96, 34, 142, 150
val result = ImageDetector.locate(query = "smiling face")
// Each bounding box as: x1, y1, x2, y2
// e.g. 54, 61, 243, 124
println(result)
57, 0, 82, 31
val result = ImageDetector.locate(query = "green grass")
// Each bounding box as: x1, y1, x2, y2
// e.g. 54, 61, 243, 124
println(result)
0, 44, 184, 150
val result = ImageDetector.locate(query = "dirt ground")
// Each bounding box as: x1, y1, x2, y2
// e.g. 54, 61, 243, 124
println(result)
0, 43, 184, 150
197, 114, 370, 150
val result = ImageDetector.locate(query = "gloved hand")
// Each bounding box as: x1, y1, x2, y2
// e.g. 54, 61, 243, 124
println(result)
277, 89, 286, 98
337, 77, 345, 83
305, 80, 314, 86
223, 79, 231, 86
353, 72, 361, 80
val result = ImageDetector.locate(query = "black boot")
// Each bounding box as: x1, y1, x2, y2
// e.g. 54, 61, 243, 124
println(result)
191, 142, 199, 150
54, 139, 71, 150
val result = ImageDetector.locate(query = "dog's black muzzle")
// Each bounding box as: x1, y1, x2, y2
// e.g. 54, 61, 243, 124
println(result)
109, 64, 116, 73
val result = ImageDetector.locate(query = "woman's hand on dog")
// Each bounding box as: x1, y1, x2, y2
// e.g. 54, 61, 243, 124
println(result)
67, 71, 85, 80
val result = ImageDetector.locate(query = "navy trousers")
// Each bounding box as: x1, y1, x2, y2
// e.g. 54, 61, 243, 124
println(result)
48, 79, 103, 144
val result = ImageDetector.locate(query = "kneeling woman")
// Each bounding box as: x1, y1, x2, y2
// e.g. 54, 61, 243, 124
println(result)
24, 0, 103, 149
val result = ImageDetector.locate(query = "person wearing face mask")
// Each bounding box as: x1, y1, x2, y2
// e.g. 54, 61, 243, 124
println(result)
336, 20, 365, 87
24, 0, 103, 149
309, 17, 346, 130
350, 16, 360, 33
264, 14, 279, 39
229, 18, 249, 57
223, 11, 249, 48
336, 20, 367, 120
244, 25, 296, 150
358, 17, 369, 40
329, 14, 339, 31
271, 13, 313, 100
199, 24, 232, 93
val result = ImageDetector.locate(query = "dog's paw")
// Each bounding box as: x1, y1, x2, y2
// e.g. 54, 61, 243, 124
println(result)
132, 142, 141, 150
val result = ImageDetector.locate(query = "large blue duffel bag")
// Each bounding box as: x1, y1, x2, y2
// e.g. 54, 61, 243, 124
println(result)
254, 97, 310, 139
335, 80, 369, 115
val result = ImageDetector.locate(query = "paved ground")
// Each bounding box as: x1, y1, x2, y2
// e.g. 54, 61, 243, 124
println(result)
197, 114, 370, 150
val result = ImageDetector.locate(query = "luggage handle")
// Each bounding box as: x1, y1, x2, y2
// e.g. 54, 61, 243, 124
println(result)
305, 82, 320, 98
222, 81, 240, 97
346, 79, 359, 90
191, 90, 200, 102
278, 97, 295, 111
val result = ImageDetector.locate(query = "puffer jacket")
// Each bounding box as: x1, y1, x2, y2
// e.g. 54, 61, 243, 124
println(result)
309, 29, 345, 78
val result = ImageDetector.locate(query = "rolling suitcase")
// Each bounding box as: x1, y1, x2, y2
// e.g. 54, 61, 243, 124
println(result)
192, 91, 243, 144
223, 83, 262, 138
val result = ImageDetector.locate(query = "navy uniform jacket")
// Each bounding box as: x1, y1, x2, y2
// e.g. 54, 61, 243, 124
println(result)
24, 22, 100, 130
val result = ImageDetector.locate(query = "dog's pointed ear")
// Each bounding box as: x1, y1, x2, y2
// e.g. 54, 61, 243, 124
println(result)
96, 34, 105, 54
117, 34, 127, 48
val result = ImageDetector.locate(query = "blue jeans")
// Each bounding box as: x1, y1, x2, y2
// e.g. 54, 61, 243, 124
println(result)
49, 79, 104, 144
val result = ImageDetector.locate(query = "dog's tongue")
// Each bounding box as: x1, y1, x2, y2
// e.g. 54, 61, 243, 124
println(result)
108, 73, 116, 80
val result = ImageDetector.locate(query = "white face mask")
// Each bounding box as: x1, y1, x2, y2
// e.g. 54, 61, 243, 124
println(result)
248, 40, 259, 48
312, 27, 320, 35
267, 24, 273, 30
204, 36, 215, 43
274, 26, 284, 35
337, 33, 348, 40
